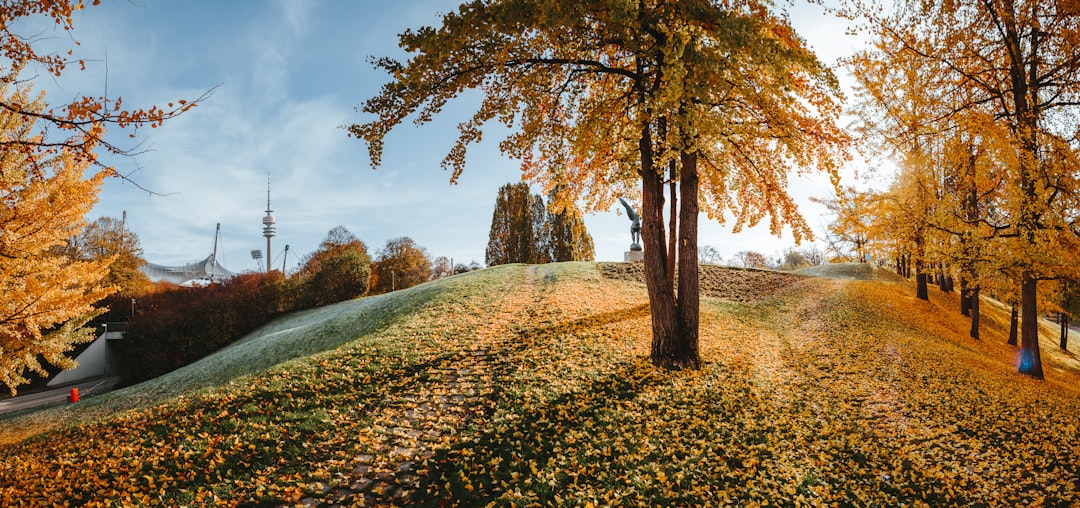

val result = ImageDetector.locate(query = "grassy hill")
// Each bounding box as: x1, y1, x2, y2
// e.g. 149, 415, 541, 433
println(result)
2, 262, 1079, 506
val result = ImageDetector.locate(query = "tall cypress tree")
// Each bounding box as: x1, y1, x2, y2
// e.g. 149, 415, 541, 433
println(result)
486, 182, 593, 266
486, 183, 545, 266
546, 187, 594, 263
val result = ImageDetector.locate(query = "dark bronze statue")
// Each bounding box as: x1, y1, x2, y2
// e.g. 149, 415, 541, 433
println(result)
618, 197, 642, 251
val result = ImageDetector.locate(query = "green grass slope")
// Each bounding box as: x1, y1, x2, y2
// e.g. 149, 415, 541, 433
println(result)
2, 262, 1079, 506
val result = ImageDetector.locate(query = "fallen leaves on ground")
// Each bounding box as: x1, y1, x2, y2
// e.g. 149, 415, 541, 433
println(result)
598, 262, 805, 302
1, 262, 1079, 506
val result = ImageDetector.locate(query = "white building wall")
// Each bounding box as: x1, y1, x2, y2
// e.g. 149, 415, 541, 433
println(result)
47, 332, 123, 387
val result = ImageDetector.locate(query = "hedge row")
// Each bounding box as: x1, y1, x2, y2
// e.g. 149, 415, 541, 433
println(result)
111, 246, 370, 385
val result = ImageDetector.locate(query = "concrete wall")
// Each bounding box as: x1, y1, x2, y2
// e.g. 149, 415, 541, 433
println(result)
47, 332, 123, 387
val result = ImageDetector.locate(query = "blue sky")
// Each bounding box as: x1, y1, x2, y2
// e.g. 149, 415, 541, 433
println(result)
30, 0, 867, 272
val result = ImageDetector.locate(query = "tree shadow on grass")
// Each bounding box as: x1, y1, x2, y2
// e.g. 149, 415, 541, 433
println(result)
507, 303, 652, 343
411, 357, 668, 506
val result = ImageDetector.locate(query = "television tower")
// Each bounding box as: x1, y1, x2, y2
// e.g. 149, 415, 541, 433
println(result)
262, 175, 276, 272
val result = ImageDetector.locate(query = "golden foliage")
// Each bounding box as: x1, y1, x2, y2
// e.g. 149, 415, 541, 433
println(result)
848, 0, 1080, 378
0, 82, 114, 394
352, 0, 848, 236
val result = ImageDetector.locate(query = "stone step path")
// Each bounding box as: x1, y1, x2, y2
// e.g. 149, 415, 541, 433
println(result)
296, 347, 498, 507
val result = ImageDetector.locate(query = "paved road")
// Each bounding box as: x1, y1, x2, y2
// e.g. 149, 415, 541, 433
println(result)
0, 377, 120, 415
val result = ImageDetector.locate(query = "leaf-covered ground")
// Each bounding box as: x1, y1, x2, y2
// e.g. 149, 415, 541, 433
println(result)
1, 262, 1078, 506
598, 262, 807, 302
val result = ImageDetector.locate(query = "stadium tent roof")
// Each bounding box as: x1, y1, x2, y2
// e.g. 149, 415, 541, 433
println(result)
141, 252, 232, 285
141, 252, 234, 286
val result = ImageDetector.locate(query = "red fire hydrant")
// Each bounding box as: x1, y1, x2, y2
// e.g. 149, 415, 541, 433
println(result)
68, 387, 79, 403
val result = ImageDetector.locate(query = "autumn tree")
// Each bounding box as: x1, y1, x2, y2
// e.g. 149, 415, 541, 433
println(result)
353, 0, 847, 369
0, 83, 115, 394
370, 237, 432, 294
296, 226, 372, 307
781, 249, 811, 270
487, 182, 595, 265
545, 186, 595, 262
851, 21, 1015, 338
735, 251, 769, 270
815, 187, 875, 263
1049, 279, 1080, 351
61, 214, 152, 298
1, 0, 206, 167
486, 182, 548, 265
431, 256, 454, 279
0, 1, 203, 393
851, 0, 1080, 378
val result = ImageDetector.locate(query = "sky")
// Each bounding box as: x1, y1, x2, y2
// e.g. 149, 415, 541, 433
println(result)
23, 0, 871, 272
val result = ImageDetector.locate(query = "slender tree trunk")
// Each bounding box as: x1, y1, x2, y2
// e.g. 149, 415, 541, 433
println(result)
1008, 305, 1019, 346
639, 123, 678, 367
671, 150, 700, 370
916, 260, 928, 301
937, 265, 948, 292
960, 151, 977, 316
1019, 272, 1044, 379
667, 160, 677, 290
1008, 18, 1043, 379
969, 286, 980, 339
1060, 313, 1068, 351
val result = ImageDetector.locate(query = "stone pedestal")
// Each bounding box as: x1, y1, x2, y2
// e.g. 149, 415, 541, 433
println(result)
624, 250, 644, 263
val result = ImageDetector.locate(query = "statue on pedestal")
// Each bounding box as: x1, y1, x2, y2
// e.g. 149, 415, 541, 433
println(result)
618, 197, 642, 252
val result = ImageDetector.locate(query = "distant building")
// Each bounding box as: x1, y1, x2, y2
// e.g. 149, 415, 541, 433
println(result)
141, 253, 234, 286
140, 223, 234, 286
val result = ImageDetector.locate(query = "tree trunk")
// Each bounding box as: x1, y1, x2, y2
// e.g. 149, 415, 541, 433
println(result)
639, 123, 678, 367
916, 261, 928, 301
959, 276, 971, 317
671, 150, 700, 370
937, 266, 948, 292
969, 286, 980, 339
1008, 305, 1019, 346
1018, 272, 1043, 379
1060, 313, 1069, 351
